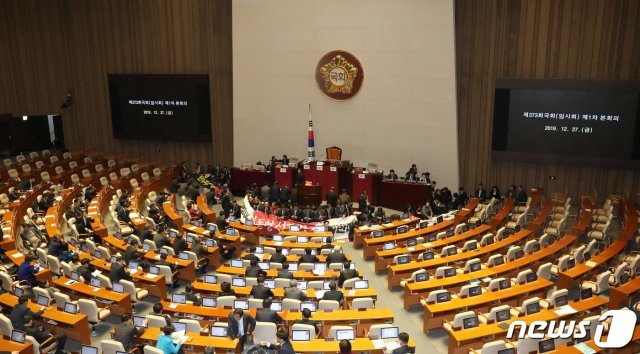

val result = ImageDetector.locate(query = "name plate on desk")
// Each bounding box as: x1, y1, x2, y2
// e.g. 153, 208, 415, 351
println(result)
316, 166, 324, 171
358, 174, 365, 179
303, 165, 310, 170
330, 166, 337, 172
279, 168, 287, 173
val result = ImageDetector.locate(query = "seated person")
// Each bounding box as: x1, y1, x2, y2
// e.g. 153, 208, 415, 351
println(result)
219, 281, 236, 297
21, 314, 67, 354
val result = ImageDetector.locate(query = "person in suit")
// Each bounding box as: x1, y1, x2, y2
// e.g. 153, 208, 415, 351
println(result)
391, 332, 415, 353
228, 309, 256, 347
385, 170, 399, 181
152, 303, 173, 325
216, 211, 229, 231
190, 237, 210, 273
76, 258, 93, 281
339, 340, 352, 354
299, 248, 319, 264
358, 191, 368, 212
114, 313, 146, 351
270, 248, 287, 264
505, 184, 516, 199
122, 239, 139, 262
172, 233, 188, 255
474, 183, 487, 202
325, 248, 347, 265
243, 246, 260, 263
10, 295, 45, 329
325, 187, 338, 207
153, 230, 172, 250
293, 308, 321, 334
156, 325, 182, 354
321, 281, 344, 303
21, 314, 67, 354
47, 234, 64, 257
418, 172, 431, 183
490, 185, 501, 200
260, 331, 294, 354
255, 298, 283, 324
17, 254, 41, 287
110, 256, 131, 284
156, 253, 177, 272
283, 279, 308, 300
516, 185, 528, 204
279, 184, 291, 204
338, 261, 358, 287
277, 263, 294, 279
454, 187, 469, 209
246, 259, 267, 278
260, 182, 271, 201
295, 168, 305, 186
250, 276, 273, 299
219, 281, 236, 297
184, 284, 200, 304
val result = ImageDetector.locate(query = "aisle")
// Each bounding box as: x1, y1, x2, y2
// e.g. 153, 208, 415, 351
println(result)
341, 240, 448, 353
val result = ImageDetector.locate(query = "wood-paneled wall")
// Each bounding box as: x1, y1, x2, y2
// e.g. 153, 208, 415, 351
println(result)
0, 0, 233, 167
455, 0, 640, 202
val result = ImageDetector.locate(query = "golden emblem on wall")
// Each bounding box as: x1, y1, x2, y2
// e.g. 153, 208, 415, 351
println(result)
315, 50, 364, 100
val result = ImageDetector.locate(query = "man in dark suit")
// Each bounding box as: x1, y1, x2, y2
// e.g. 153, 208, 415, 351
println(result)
110, 257, 131, 284
277, 263, 294, 279
156, 253, 177, 272
152, 303, 173, 325
122, 239, 139, 262
474, 183, 487, 202
516, 185, 528, 204
283, 279, 308, 301
269, 182, 280, 202
10, 295, 44, 329
190, 237, 210, 273
227, 309, 256, 347
325, 248, 347, 265
172, 233, 188, 256
358, 191, 368, 212
293, 308, 320, 335
255, 298, 283, 324
299, 248, 319, 264
114, 313, 146, 351
76, 258, 93, 281
338, 261, 358, 287
242, 246, 260, 263
321, 281, 344, 303
21, 314, 67, 354
270, 248, 287, 264
249, 276, 273, 299
153, 230, 171, 250
17, 254, 41, 287
279, 184, 291, 204
325, 187, 338, 207
385, 170, 399, 181
260, 331, 295, 354
391, 332, 415, 353
246, 259, 266, 278
216, 211, 229, 231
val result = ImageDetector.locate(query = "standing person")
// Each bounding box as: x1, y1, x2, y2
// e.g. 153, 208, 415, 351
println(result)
326, 187, 338, 207
358, 191, 368, 212
227, 309, 256, 349
295, 168, 305, 186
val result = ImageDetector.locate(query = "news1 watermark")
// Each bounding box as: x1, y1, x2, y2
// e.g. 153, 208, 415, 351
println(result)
507, 310, 637, 349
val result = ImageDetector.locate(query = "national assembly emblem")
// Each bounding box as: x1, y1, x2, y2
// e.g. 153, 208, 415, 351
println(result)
315, 50, 364, 100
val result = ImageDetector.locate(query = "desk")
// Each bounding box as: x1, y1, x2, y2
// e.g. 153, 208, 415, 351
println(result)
230, 168, 272, 195
549, 324, 640, 354
422, 278, 553, 333
6, 249, 53, 283
136, 327, 240, 354
44, 185, 83, 237
529, 198, 552, 232
283, 308, 394, 337
490, 198, 514, 230
274, 166, 296, 187
297, 184, 322, 206
572, 198, 594, 236
387, 229, 531, 289
448, 296, 608, 354
380, 181, 432, 210
363, 220, 455, 260
129, 190, 148, 232
196, 195, 216, 223
351, 172, 382, 205
53, 276, 132, 316
229, 221, 259, 244
376, 224, 493, 274
302, 163, 349, 201
0, 337, 34, 354
261, 240, 338, 250
279, 230, 333, 238
215, 265, 359, 280
88, 187, 113, 238
353, 218, 419, 248
404, 234, 575, 310
0, 293, 91, 345
182, 223, 233, 262
88, 258, 167, 299
162, 195, 184, 231
453, 199, 479, 225
557, 240, 626, 290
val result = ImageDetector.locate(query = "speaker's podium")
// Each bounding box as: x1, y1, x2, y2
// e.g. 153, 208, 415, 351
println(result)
274, 165, 296, 187
298, 183, 322, 206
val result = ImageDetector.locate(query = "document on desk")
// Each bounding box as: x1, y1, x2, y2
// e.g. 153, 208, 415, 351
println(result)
382, 223, 394, 227
348, 290, 356, 296
11, 252, 23, 258
407, 247, 415, 251
274, 241, 283, 246
168, 303, 178, 309
144, 273, 157, 279
128, 269, 138, 275
314, 290, 326, 299
573, 343, 596, 354
64, 280, 76, 286
371, 339, 385, 349
585, 261, 597, 268
554, 305, 577, 316
92, 270, 101, 276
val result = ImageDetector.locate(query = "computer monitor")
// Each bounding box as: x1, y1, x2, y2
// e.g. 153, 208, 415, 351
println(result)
526, 302, 541, 315
149, 266, 160, 275
401, 213, 409, 219
36, 294, 49, 306
245, 220, 254, 226
581, 287, 593, 300
497, 349, 515, 354
422, 251, 434, 260
90, 277, 101, 288
192, 220, 202, 228
81, 346, 99, 354
444, 268, 456, 277
255, 246, 264, 254
384, 242, 395, 251
436, 216, 444, 223
377, 327, 397, 339
10, 329, 25, 344
620, 273, 630, 285
205, 239, 215, 247
297, 281, 308, 290
94, 250, 102, 259
555, 295, 568, 307
234, 300, 249, 310
314, 263, 328, 273
208, 224, 217, 232
264, 279, 275, 289
397, 226, 409, 234
273, 235, 283, 242
230, 259, 243, 268
70, 271, 80, 281
64, 302, 77, 314
160, 248, 168, 255
499, 279, 511, 290
292, 329, 311, 341
526, 272, 538, 283
494, 256, 505, 266
446, 247, 457, 256
406, 239, 417, 247
446, 230, 454, 237
210, 326, 228, 337
467, 242, 478, 251
129, 261, 138, 271
538, 338, 556, 353
289, 263, 299, 271
290, 225, 301, 232
232, 278, 246, 287
169, 231, 177, 238
397, 256, 410, 265
470, 262, 481, 272
496, 309, 511, 322
354, 280, 369, 289
133, 316, 147, 327
226, 228, 235, 236
349, 262, 356, 270
228, 216, 236, 222
142, 243, 151, 251
112, 283, 124, 293
70, 238, 77, 246
179, 252, 189, 261
436, 292, 451, 303
372, 230, 384, 238
418, 221, 428, 230
171, 294, 187, 304
533, 243, 541, 252
297, 236, 309, 243
463, 317, 479, 329
14, 287, 24, 297
514, 250, 524, 259
427, 234, 437, 242
270, 301, 282, 312
336, 329, 355, 341
468, 286, 481, 297
202, 297, 216, 308
258, 261, 270, 270
172, 322, 187, 333
185, 235, 195, 243
484, 236, 495, 245
110, 256, 117, 264
323, 281, 331, 290
80, 244, 88, 253
312, 225, 326, 232
115, 232, 123, 240
300, 301, 317, 312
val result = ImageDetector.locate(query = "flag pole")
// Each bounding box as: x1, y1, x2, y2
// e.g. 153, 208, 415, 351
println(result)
307, 104, 316, 162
